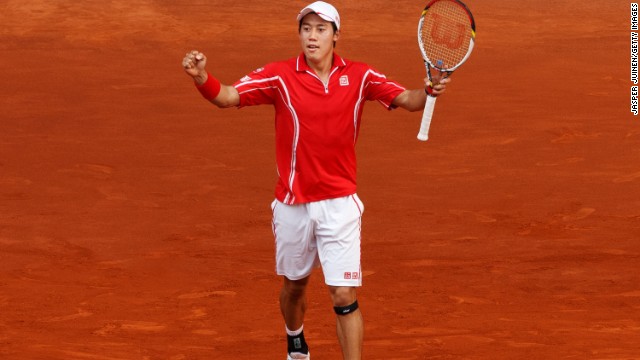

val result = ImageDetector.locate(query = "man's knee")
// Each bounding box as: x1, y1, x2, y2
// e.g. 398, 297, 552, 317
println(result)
329, 286, 357, 306
329, 286, 359, 316
282, 276, 310, 299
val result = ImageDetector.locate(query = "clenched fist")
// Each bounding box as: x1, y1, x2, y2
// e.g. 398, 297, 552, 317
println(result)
182, 50, 208, 85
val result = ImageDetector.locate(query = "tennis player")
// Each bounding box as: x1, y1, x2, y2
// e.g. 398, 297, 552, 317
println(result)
182, 2, 449, 359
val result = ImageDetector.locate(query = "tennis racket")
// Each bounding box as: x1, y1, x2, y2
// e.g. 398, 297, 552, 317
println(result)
417, 0, 476, 141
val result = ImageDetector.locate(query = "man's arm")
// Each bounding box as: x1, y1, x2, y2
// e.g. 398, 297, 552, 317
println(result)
183, 50, 240, 108
392, 76, 450, 112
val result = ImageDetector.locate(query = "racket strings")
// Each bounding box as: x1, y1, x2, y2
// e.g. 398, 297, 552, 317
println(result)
420, 1, 473, 69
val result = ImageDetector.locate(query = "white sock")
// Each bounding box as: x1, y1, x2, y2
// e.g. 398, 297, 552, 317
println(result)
286, 324, 304, 337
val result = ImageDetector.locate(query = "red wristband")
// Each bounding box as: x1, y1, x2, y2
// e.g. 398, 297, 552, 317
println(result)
196, 72, 221, 100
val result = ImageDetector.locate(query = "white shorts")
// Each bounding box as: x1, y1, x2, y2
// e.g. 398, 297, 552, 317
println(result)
271, 194, 364, 287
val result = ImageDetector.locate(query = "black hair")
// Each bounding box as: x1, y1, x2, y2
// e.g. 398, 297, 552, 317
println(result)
298, 20, 338, 33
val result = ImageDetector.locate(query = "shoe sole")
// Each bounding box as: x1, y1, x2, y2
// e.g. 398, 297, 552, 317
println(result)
286, 353, 310, 360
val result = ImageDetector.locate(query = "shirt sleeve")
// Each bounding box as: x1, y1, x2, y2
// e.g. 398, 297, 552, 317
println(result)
363, 68, 406, 110
233, 64, 277, 107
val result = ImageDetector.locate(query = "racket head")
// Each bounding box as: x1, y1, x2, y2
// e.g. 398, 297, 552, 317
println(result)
418, 0, 476, 71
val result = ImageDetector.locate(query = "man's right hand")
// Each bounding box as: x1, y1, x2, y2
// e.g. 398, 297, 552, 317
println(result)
182, 50, 208, 85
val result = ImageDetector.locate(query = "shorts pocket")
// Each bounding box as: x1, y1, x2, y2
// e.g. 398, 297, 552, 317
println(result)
352, 194, 364, 214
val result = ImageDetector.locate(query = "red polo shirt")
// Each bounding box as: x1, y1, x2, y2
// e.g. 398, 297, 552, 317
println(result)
234, 53, 405, 205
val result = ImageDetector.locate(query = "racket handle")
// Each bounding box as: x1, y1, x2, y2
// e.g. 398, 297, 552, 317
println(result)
417, 95, 437, 141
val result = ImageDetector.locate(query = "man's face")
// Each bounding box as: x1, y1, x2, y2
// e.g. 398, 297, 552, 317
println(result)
298, 13, 339, 62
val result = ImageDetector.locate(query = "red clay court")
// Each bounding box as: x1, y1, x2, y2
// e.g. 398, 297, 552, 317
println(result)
1, 1, 639, 359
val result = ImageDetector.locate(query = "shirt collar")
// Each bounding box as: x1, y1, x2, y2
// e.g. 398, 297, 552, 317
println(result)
296, 52, 346, 72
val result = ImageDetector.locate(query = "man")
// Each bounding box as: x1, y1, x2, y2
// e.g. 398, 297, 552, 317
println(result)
182, 2, 449, 359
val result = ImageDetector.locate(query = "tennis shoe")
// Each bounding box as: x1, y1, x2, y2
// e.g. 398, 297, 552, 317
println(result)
287, 352, 310, 360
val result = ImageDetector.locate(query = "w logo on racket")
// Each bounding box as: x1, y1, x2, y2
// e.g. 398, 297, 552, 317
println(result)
430, 13, 466, 50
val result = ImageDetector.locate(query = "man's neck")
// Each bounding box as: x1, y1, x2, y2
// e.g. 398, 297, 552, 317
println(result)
305, 53, 334, 82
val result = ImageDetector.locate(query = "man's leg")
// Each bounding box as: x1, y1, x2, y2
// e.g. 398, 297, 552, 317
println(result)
281, 276, 310, 329
329, 286, 363, 360
281, 276, 311, 358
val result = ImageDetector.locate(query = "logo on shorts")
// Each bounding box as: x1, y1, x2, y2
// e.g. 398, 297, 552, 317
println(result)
339, 75, 349, 86
344, 272, 359, 280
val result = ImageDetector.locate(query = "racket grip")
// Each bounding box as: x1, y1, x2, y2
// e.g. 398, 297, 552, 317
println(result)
417, 95, 438, 141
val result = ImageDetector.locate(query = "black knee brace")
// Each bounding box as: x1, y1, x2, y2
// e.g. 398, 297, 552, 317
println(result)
334, 300, 359, 315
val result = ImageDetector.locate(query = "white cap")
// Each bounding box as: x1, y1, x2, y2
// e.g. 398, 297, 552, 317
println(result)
297, 1, 341, 30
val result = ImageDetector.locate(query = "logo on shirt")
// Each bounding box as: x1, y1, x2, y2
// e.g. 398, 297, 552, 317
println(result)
339, 75, 349, 86
240, 75, 252, 82
253, 67, 264, 73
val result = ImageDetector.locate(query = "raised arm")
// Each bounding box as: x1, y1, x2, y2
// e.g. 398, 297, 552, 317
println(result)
182, 50, 240, 108
392, 75, 450, 112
